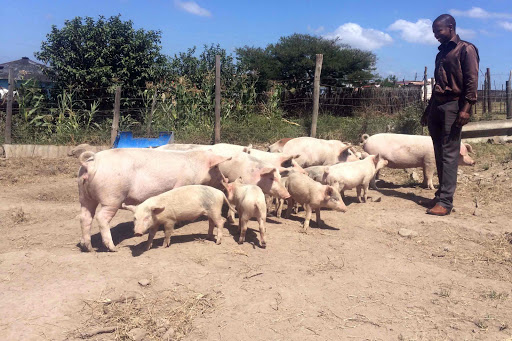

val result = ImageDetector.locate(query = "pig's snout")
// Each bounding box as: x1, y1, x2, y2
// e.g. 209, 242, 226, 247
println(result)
337, 204, 348, 213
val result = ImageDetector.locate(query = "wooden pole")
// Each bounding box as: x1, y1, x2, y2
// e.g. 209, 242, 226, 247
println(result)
423, 67, 428, 102
486, 68, 491, 114
4, 68, 14, 144
214, 55, 221, 144
506, 80, 511, 119
310, 54, 323, 138
482, 82, 486, 114
111, 86, 121, 146
146, 90, 157, 135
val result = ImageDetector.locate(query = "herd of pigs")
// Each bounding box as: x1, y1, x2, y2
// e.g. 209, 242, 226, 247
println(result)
76, 133, 475, 252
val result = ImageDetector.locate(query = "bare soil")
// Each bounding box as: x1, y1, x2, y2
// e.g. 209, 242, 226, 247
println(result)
0, 145, 511, 341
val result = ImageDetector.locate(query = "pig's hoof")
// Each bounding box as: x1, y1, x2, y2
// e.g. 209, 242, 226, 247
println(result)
238, 239, 244, 245
261, 242, 267, 249
216, 238, 222, 245
79, 242, 94, 252
108, 246, 119, 252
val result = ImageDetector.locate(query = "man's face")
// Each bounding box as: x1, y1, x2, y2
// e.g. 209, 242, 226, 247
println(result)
432, 22, 453, 44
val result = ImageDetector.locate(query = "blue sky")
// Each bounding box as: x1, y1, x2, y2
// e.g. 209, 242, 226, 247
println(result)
2, 0, 511, 86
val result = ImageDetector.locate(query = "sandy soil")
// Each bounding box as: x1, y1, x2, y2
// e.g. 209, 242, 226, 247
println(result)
0, 145, 511, 341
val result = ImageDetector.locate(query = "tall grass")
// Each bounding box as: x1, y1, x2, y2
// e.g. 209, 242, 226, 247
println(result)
5, 75, 424, 146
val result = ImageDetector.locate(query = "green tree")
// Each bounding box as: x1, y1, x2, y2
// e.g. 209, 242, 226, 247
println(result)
35, 14, 168, 111
236, 33, 377, 93
168, 43, 238, 89
379, 75, 398, 87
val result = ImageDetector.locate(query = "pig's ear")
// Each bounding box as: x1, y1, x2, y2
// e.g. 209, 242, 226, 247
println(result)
464, 143, 473, 153
325, 186, 334, 196
281, 154, 294, 162
121, 203, 136, 213
242, 144, 253, 153
260, 167, 276, 177
211, 156, 232, 168
151, 206, 165, 215
339, 145, 352, 155
373, 154, 380, 165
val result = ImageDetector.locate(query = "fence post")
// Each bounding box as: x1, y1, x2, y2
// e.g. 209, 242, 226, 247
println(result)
214, 55, 221, 144
423, 67, 428, 102
482, 82, 486, 114
310, 54, 323, 138
486, 68, 491, 114
4, 68, 14, 144
507, 80, 511, 119
111, 86, 121, 146
146, 89, 157, 135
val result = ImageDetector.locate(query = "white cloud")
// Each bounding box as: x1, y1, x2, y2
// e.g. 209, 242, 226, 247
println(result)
388, 19, 438, 45
323, 23, 393, 50
498, 21, 512, 31
449, 7, 512, 19
175, 1, 211, 17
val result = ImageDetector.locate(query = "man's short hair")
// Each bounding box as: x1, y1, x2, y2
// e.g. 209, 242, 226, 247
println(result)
433, 14, 456, 29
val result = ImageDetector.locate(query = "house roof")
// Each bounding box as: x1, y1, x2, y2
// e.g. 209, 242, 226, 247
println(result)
0, 57, 50, 82
397, 80, 431, 86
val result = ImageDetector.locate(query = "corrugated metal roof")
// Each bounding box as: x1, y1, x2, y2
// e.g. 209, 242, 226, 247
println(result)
0, 57, 51, 82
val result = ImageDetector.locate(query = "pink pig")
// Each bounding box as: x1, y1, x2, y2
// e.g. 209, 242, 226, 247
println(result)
77, 148, 231, 252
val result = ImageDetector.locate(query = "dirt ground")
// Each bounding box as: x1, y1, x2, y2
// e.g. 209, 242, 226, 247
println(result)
0, 144, 511, 341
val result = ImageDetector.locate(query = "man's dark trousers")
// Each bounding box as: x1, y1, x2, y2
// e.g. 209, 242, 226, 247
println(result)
428, 98, 462, 210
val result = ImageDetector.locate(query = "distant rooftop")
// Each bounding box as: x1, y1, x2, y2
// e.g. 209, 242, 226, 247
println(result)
0, 57, 50, 82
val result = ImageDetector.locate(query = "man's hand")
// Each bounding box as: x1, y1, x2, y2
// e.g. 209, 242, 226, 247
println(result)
456, 111, 471, 127
420, 113, 429, 127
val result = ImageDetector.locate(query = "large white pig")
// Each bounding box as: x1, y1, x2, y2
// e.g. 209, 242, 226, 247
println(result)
77, 148, 231, 252
281, 137, 355, 167
361, 133, 475, 189
122, 185, 235, 251
325, 154, 388, 203
285, 172, 347, 231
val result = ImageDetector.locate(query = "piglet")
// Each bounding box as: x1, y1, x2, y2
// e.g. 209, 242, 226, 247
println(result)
222, 178, 268, 248
326, 154, 388, 203
285, 173, 347, 231
122, 185, 235, 251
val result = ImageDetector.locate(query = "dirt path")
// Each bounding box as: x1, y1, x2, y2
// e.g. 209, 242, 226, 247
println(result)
0, 150, 511, 341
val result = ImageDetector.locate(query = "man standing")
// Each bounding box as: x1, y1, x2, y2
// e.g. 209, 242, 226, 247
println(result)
421, 14, 479, 216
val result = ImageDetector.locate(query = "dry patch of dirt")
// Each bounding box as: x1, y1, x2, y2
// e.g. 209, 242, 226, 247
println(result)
0, 144, 511, 341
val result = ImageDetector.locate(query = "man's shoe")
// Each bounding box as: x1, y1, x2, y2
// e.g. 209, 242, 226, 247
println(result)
426, 204, 451, 216
420, 198, 438, 209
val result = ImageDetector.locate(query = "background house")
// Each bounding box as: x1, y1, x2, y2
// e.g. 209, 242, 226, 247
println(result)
397, 79, 432, 101
0, 57, 52, 92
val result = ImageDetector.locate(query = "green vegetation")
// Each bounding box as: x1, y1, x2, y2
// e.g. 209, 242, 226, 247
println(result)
236, 33, 377, 93
35, 14, 167, 110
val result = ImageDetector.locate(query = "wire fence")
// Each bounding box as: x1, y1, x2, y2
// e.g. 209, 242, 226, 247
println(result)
1, 69, 511, 146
